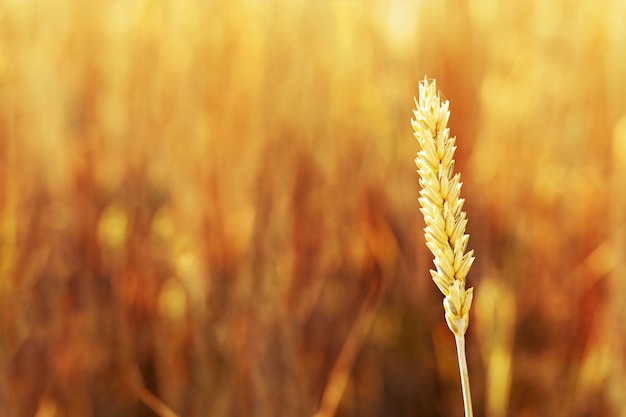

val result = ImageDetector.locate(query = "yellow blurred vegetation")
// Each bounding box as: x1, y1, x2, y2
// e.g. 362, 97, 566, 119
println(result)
0, 0, 625, 416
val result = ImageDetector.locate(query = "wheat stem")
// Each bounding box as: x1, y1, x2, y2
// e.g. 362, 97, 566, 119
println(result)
412, 76, 475, 417
455, 332, 473, 417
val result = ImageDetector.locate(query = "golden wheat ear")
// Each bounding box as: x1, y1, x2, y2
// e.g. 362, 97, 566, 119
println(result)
412, 76, 475, 417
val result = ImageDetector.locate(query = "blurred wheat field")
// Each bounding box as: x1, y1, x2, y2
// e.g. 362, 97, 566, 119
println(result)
1, 0, 625, 416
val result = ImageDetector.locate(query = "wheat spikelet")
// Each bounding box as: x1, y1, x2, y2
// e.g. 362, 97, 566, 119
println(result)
412, 77, 474, 337
412, 77, 475, 417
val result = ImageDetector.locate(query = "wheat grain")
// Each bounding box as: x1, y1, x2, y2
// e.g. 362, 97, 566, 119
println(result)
412, 76, 475, 417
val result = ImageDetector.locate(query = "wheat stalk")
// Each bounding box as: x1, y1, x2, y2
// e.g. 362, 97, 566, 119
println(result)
412, 77, 475, 417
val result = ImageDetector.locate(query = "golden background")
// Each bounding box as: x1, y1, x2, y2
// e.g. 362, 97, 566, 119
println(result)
1, 0, 625, 416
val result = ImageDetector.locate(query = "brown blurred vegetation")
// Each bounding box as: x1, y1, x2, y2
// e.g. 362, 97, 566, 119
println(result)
1, 0, 625, 416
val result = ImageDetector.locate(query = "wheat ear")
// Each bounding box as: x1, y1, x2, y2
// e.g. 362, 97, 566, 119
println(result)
412, 77, 475, 417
